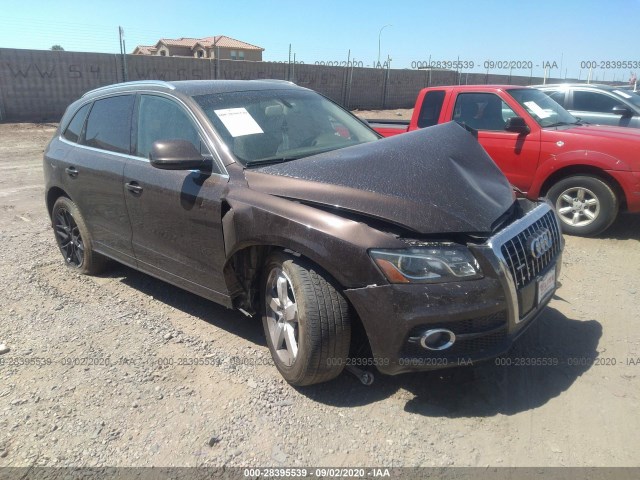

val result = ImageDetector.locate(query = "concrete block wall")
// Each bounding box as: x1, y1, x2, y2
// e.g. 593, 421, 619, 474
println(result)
0, 48, 118, 121
0, 47, 575, 122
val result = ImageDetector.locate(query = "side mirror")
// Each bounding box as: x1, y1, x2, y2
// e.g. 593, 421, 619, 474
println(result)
149, 140, 205, 170
612, 105, 633, 117
505, 116, 530, 134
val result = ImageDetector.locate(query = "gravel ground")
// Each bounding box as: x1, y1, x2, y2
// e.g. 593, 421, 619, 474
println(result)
0, 121, 639, 468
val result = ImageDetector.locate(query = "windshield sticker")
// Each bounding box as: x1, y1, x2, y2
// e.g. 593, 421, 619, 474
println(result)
524, 101, 551, 119
214, 108, 264, 137
613, 90, 632, 99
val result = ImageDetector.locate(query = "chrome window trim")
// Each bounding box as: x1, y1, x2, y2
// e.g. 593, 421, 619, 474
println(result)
57, 136, 230, 179
61, 89, 229, 178
93, 89, 228, 175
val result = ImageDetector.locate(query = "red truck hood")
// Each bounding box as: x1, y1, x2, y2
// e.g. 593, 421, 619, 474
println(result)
542, 124, 640, 170
245, 122, 515, 235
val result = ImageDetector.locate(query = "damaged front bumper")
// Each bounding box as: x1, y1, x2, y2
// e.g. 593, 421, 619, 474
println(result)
345, 201, 564, 375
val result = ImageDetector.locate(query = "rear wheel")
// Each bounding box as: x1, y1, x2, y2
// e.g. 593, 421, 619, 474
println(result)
261, 252, 351, 386
51, 197, 108, 275
546, 175, 618, 236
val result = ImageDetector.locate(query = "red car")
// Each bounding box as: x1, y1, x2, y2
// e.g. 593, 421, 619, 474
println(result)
370, 85, 640, 236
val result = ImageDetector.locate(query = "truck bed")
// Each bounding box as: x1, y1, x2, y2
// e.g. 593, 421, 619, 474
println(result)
365, 118, 409, 137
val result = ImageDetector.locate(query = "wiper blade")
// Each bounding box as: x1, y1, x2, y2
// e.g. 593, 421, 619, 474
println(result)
244, 143, 360, 168
544, 121, 578, 128
244, 156, 301, 167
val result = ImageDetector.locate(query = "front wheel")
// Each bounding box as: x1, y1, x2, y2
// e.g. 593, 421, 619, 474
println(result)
546, 175, 619, 236
261, 252, 351, 386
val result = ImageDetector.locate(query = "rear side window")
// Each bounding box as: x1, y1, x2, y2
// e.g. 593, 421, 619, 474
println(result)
417, 90, 445, 128
62, 103, 90, 143
136, 95, 202, 159
573, 91, 623, 113
83, 95, 134, 154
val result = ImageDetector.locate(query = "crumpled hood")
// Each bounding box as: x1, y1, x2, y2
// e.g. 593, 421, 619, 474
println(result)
244, 122, 515, 234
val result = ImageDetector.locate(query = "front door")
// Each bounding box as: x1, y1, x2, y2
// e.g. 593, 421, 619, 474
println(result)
452, 92, 541, 192
123, 94, 230, 304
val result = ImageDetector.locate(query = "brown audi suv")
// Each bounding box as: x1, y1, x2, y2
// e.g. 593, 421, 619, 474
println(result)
44, 80, 563, 385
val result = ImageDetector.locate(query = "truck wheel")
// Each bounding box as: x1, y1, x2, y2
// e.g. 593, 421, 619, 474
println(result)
51, 197, 108, 275
261, 252, 351, 386
546, 175, 618, 236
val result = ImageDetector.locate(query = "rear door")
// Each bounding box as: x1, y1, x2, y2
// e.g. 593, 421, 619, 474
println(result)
451, 92, 541, 191
61, 95, 136, 264
123, 93, 230, 304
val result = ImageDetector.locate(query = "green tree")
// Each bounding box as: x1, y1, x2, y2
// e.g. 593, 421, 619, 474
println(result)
50, 45, 64, 51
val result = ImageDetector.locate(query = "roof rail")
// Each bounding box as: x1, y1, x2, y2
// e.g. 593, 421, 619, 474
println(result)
251, 79, 296, 85
82, 80, 176, 98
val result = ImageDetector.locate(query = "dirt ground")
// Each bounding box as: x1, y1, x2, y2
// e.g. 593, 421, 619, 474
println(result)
0, 121, 639, 468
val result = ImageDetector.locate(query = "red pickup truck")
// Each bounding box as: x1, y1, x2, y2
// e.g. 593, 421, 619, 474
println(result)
369, 85, 640, 236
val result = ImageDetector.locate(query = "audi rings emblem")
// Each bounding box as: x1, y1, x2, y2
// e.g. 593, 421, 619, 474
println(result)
527, 228, 553, 259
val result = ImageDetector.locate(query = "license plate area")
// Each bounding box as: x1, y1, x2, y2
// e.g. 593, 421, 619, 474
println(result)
537, 267, 556, 305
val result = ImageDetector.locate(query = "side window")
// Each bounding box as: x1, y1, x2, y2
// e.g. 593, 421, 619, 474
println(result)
546, 90, 567, 107
573, 91, 622, 113
136, 95, 204, 159
63, 103, 91, 143
417, 90, 445, 128
454, 93, 515, 131
83, 96, 134, 154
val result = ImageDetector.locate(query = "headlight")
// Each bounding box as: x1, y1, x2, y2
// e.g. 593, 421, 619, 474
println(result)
370, 244, 482, 284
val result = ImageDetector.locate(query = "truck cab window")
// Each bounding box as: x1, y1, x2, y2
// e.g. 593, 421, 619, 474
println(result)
417, 90, 445, 128
454, 93, 515, 131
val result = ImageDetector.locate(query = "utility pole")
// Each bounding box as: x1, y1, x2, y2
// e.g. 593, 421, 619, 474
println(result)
118, 26, 128, 82
213, 35, 221, 79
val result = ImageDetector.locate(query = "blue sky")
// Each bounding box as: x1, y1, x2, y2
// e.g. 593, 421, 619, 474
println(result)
1, 0, 639, 81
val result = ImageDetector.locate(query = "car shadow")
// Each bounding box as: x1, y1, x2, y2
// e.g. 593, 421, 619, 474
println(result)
105, 263, 266, 346
102, 265, 601, 417
300, 308, 602, 417
597, 212, 640, 241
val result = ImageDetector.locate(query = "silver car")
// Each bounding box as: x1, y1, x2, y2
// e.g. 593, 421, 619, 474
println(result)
535, 83, 640, 129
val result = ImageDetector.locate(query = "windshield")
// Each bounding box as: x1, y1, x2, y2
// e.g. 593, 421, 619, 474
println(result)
508, 88, 578, 127
193, 89, 379, 166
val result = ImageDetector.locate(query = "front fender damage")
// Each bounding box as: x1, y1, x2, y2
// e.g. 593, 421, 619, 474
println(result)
219, 190, 403, 313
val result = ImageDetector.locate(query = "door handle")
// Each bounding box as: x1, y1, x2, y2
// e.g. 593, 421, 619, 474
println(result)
65, 166, 79, 178
125, 181, 143, 195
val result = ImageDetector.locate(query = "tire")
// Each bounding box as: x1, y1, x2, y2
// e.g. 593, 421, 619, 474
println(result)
261, 252, 351, 386
51, 197, 108, 275
546, 175, 619, 237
